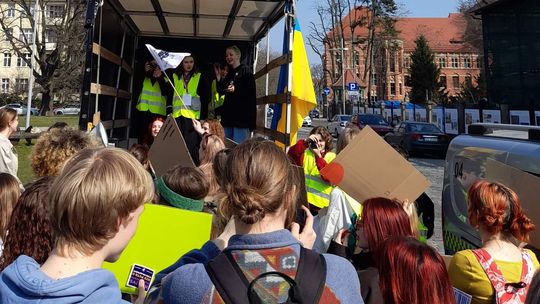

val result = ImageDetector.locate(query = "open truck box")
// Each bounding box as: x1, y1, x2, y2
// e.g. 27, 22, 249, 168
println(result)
80, 0, 296, 148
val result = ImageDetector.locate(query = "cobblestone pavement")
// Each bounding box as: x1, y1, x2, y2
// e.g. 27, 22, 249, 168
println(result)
298, 118, 446, 252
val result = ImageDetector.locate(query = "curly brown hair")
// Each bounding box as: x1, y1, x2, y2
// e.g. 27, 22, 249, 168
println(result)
0, 177, 54, 270
309, 126, 334, 151
31, 128, 99, 177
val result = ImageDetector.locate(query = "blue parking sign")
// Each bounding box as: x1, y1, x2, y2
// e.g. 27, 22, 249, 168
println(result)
348, 83, 359, 91
323, 87, 331, 95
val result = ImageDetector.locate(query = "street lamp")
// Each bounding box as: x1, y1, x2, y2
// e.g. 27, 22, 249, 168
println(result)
329, 38, 349, 115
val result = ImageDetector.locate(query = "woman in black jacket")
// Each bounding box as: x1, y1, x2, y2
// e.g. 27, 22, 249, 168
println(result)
214, 45, 256, 143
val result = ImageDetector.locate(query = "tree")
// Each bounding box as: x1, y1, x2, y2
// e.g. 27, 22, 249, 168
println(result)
254, 43, 280, 98
409, 34, 439, 105
0, 1, 87, 115
455, 72, 487, 106
306, 0, 398, 115
458, 0, 483, 52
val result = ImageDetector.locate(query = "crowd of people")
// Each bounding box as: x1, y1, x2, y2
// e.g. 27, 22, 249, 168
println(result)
136, 45, 256, 166
0, 78, 539, 302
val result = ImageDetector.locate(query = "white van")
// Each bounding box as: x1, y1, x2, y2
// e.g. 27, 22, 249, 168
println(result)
442, 123, 540, 255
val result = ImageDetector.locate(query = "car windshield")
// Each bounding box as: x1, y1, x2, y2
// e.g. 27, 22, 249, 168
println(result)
339, 115, 350, 122
407, 123, 442, 133
359, 115, 388, 126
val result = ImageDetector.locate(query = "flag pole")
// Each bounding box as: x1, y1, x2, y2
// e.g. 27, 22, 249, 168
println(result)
162, 72, 190, 113
285, 0, 295, 150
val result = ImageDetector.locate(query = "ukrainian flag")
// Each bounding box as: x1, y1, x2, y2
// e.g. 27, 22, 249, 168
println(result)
271, 19, 316, 148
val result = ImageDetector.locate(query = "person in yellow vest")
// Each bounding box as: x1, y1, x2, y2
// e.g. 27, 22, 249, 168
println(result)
136, 60, 168, 143
171, 55, 210, 165
208, 62, 228, 119
287, 126, 336, 209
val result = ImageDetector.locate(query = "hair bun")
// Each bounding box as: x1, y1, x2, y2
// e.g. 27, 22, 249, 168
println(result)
227, 186, 266, 224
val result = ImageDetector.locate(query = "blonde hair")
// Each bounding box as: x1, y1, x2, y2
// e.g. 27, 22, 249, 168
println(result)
220, 138, 296, 225
49, 148, 154, 255
0, 173, 21, 239
0, 108, 17, 132
199, 134, 225, 166
398, 199, 421, 238
32, 128, 100, 177
226, 45, 241, 57
336, 126, 361, 154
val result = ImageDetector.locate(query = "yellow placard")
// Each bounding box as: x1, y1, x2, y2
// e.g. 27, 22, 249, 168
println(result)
103, 204, 212, 294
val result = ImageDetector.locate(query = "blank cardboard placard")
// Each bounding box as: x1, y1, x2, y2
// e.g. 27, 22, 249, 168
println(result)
485, 159, 540, 248
103, 204, 212, 294
320, 126, 431, 203
149, 115, 195, 177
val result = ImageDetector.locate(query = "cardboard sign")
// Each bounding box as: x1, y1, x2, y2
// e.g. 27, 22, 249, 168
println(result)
320, 126, 431, 204
149, 115, 195, 176
485, 158, 540, 247
103, 204, 212, 294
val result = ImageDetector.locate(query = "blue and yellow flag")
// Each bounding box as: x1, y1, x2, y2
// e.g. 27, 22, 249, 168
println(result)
271, 19, 316, 147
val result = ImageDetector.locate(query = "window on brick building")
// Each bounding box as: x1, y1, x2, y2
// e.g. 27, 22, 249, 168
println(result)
353, 51, 360, 68
452, 75, 460, 88
404, 75, 411, 86
464, 56, 472, 68
465, 75, 472, 86
438, 56, 447, 68
399, 83, 403, 95
17, 53, 30, 67
3, 53, 11, 67
439, 75, 447, 88
15, 78, 29, 92
390, 83, 396, 95
7, 3, 15, 17
372, 73, 377, 85
45, 29, 57, 43
389, 51, 396, 72
451, 56, 459, 68
404, 56, 411, 69
1, 79, 9, 94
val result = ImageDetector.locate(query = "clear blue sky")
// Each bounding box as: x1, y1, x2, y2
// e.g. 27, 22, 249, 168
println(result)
267, 0, 461, 64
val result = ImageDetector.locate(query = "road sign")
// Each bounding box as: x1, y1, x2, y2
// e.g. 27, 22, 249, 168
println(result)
348, 82, 359, 91
347, 90, 359, 96
323, 87, 331, 95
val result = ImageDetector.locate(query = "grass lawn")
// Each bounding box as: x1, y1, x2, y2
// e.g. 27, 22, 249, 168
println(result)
15, 115, 80, 184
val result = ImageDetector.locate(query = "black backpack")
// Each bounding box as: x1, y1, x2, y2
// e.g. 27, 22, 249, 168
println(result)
205, 247, 327, 304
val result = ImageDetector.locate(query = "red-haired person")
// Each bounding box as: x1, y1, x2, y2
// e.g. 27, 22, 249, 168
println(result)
449, 180, 539, 304
378, 236, 455, 304
143, 117, 165, 147
329, 197, 416, 304
287, 126, 335, 209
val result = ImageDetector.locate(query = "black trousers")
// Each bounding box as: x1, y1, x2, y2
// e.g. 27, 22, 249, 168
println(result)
175, 116, 201, 166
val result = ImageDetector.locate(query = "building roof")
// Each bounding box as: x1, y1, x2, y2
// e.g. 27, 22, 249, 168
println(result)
470, 0, 508, 14
335, 8, 478, 53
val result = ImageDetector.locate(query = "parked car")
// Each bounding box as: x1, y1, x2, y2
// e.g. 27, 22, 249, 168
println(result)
53, 104, 80, 115
0, 103, 39, 115
384, 122, 449, 157
442, 123, 540, 255
309, 109, 320, 118
351, 114, 393, 136
302, 116, 312, 127
327, 114, 351, 137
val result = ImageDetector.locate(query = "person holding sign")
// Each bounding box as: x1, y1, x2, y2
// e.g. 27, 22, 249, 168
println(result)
0, 148, 153, 303
214, 46, 256, 143
288, 126, 336, 209
449, 180, 539, 304
161, 138, 362, 303
172, 55, 210, 164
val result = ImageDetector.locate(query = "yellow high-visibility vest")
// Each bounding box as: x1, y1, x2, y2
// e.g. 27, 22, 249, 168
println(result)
136, 77, 166, 116
303, 149, 336, 208
172, 72, 201, 119
209, 79, 225, 117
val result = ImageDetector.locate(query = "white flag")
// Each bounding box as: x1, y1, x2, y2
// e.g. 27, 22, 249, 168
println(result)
145, 44, 190, 71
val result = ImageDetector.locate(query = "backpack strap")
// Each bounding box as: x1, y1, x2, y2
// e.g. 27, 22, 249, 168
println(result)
205, 247, 327, 304
472, 248, 533, 304
205, 251, 250, 304
295, 246, 327, 303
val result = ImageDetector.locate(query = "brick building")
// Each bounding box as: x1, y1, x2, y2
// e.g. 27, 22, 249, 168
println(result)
325, 8, 481, 107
